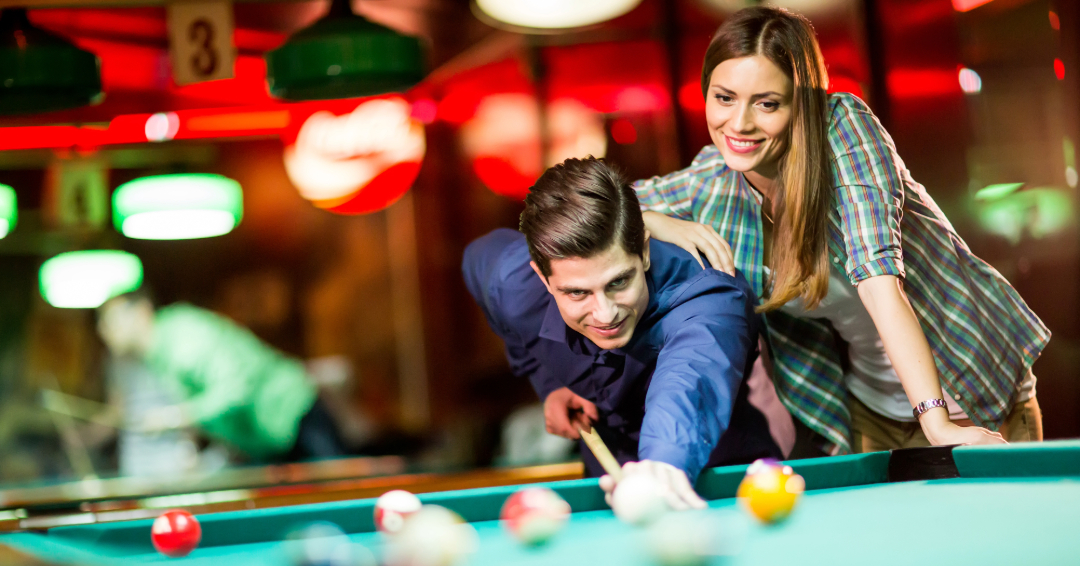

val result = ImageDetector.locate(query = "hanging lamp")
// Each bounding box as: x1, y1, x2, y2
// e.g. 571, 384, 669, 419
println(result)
473, 0, 642, 30
0, 8, 103, 115
0, 183, 15, 239
40, 250, 143, 309
113, 174, 243, 240
266, 0, 425, 101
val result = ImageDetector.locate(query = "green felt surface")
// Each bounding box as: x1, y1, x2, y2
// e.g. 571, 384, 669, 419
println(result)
6, 476, 1079, 566
954, 439, 1080, 478
5, 443, 1079, 565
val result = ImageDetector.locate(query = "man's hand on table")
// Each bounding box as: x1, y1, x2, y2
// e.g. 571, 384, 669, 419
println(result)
543, 387, 598, 440
599, 460, 707, 511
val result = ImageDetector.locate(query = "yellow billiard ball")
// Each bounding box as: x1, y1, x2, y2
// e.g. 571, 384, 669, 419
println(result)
737, 460, 805, 524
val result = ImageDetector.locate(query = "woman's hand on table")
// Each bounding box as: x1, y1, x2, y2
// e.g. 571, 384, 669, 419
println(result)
642, 211, 735, 276
920, 410, 1007, 446
599, 459, 707, 511
543, 387, 598, 440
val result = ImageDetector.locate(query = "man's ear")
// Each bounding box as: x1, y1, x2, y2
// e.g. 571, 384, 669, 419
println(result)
642, 230, 652, 272
529, 261, 554, 294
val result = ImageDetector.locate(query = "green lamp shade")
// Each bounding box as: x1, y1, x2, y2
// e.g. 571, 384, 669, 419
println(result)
265, 0, 424, 101
40, 250, 143, 309
113, 174, 243, 240
0, 8, 103, 115
0, 183, 15, 239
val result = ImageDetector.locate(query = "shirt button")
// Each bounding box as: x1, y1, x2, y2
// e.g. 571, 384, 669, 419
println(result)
954, 394, 961, 400
832, 257, 840, 264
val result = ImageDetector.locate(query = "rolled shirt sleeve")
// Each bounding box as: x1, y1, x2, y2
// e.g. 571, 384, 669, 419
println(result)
637, 272, 755, 483
829, 93, 907, 284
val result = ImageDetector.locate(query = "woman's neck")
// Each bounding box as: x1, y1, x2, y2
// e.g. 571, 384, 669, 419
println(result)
743, 170, 778, 204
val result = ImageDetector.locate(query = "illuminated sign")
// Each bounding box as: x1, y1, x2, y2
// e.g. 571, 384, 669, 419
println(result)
284, 97, 425, 214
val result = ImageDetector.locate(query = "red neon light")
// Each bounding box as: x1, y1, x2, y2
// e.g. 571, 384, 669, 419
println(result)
827, 75, 866, 100
611, 118, 637, 145
0, 98, 411, 150
472, 156, 535, 201
186, 111, 291, 133
324, 161, 422, 215
678, 82, 705, 112
886, 69, 961, 99
1055, 59, 1065, 80
952, 0, 994, 12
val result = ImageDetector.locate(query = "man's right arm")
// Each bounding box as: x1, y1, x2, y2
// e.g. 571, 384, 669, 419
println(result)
462, 229, 562, 401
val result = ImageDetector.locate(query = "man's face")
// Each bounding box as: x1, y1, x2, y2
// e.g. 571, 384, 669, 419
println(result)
532, 236, 651, 350
97, 298, 154, 357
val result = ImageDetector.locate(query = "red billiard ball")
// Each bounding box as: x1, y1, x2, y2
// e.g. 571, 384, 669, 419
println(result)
500, 487, 570, 545
151, 509, 202, 558
374, 490, 422, 535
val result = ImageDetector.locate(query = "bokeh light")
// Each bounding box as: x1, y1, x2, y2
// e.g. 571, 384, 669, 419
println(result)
284, 97, 425, 215
113, 174, 243, 240
40, 250, 143, 309
475, 0, 642, 30
0, 184, 15, 239
958, 67, 982, 94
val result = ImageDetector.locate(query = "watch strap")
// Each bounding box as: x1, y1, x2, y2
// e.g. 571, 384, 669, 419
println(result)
912, 398, 947, 419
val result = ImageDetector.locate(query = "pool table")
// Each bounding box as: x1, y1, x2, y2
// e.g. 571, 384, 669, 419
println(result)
3, 440, 1078, 565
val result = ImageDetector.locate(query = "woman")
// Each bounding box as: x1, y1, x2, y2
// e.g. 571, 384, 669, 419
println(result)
636, 6, 1048, 455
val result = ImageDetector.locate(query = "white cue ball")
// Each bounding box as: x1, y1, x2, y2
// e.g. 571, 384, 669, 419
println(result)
384, 505, 478, 566
647, 511, 720, 566
611, 473, 670, 526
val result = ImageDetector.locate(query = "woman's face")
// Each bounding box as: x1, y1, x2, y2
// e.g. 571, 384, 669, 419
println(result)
705, 55, 794, 180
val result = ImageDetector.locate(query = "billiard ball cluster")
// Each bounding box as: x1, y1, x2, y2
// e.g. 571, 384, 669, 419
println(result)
148, 460, 805, 564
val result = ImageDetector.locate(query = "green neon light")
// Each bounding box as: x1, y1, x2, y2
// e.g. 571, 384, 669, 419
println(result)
973, 182, 1024, 202
113, 174, 243, 240
40, 250, 143, 309
0, 184, 15, 239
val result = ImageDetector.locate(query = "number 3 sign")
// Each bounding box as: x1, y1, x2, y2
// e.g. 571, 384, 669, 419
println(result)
167, 1, 235, 85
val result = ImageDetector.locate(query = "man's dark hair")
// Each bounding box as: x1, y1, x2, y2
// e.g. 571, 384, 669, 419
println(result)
519, 157, 645, 277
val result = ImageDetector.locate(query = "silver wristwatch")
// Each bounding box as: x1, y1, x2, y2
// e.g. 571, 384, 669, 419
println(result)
912, 398, 947, 419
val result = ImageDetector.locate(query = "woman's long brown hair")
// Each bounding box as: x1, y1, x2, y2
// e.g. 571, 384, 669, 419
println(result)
701, 7, 833, 312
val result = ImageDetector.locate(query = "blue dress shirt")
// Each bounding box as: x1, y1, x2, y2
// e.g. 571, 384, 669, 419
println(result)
463, 228, 779, 482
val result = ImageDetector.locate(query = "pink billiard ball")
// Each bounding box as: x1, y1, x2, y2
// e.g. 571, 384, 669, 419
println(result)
500, 487, 571, 545
374, 490, 422, 535
151, 509, 202, 558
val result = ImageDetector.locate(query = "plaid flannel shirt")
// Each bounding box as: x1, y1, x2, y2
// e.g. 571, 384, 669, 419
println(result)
633, 92, 1050, 455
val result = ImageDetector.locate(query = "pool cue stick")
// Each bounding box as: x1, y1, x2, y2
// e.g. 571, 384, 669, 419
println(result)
39, 388, 126, 430
39, 376, 99, 481
578, 426, 624, 482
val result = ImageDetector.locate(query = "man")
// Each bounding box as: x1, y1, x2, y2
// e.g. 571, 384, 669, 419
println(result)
463, 157, 780, 509
96, 290, 347, 462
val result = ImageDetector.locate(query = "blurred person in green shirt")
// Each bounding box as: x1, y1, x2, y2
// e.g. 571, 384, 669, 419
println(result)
96, 289, 347, 462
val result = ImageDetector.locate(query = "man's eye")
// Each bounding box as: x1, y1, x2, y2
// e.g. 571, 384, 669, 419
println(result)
609, 278, 627, 289
568, 291, 587, 299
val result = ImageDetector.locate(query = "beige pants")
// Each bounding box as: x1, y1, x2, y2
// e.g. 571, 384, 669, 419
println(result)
849, 394, 1043, 454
